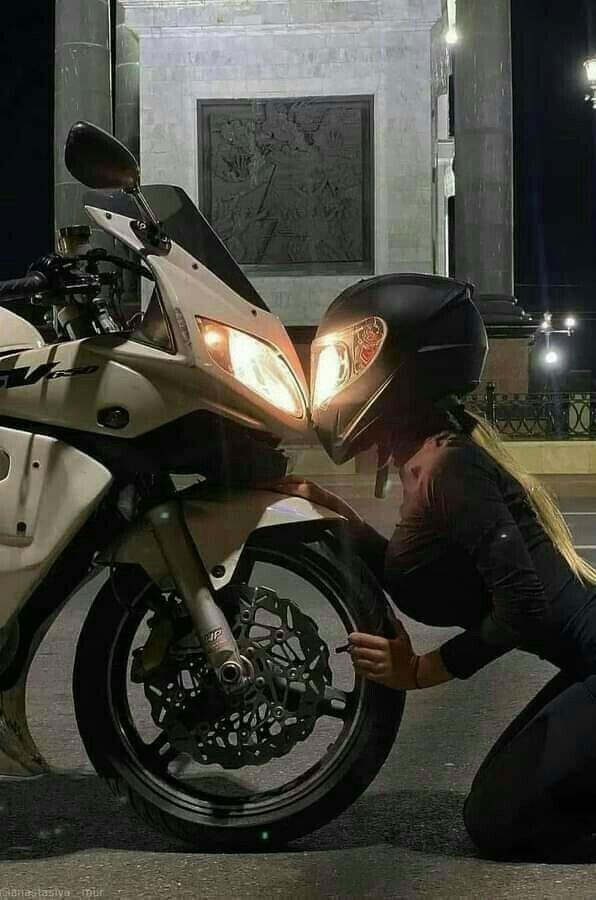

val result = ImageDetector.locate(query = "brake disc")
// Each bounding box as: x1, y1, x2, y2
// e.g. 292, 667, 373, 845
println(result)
140, 585, 333, 769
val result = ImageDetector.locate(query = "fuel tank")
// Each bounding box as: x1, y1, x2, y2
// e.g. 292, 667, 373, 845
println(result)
0, 308, 45, 354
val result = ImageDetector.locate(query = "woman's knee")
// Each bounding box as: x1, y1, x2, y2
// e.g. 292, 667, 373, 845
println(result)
463, 787, 515, 856
464, 781, 594, 859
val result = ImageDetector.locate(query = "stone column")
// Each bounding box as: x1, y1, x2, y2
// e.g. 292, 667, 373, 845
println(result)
54, 0, 112, 245
114, 3, 140, 161
453, 0, 514, 296
114, 3, 141, 309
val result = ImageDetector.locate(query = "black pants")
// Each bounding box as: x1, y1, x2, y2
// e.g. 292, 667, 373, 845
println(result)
464, 670, 596, 858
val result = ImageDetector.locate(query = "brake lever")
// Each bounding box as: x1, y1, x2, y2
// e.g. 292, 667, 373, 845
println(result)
83, 249, 154, 280
30, 275, 102, 307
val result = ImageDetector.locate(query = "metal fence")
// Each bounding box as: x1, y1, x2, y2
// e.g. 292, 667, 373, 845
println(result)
470, 384, 596, 440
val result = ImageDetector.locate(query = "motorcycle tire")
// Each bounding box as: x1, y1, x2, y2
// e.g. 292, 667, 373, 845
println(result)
73, 532, 405, 850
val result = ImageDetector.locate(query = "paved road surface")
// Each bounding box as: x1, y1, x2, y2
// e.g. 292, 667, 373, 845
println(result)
2, 475, 596, 899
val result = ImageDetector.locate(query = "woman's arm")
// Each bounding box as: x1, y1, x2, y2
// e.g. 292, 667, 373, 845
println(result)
416, 649, 454, 688
349, 612, 455, 691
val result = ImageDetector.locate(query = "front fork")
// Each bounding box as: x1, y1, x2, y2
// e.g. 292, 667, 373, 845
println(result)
146, 501, 250, 693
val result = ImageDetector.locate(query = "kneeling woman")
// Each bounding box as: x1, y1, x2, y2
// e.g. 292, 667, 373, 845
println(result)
307, 274, 596, 858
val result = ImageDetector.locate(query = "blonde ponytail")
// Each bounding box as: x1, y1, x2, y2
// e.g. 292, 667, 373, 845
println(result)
455, 404, 596, 586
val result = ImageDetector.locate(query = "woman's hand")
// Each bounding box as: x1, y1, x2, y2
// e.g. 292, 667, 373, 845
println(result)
348, 612, 420, 691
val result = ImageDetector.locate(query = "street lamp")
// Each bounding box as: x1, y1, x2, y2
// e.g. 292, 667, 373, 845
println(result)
445, 27, 459, 45
584, 57, 596, 108
536, 312, 577, 376
538, 312, 577, 339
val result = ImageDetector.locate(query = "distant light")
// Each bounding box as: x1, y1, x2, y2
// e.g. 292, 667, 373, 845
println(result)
584, 57, 596, 84
565, 316, 577, 329
584, 58, 596, 108
445, 27, 459, 45
545, 350, 559, 366
540, 312, 552, 331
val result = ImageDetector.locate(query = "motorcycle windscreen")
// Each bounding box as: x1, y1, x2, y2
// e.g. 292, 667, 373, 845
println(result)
83, 184, 269, 312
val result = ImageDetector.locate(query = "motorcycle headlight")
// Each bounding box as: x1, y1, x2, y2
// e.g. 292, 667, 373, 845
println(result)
197, 318, 306, 419
311, 316, 387, 410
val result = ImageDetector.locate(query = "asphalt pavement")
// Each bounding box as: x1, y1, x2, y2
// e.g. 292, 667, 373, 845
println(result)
2, 475, 596, 899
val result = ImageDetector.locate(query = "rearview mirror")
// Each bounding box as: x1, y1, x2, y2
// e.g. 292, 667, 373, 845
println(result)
65, 121, 140, 192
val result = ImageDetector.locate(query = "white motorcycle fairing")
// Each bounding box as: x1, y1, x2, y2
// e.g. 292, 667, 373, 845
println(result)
0, 425, 113, 629
0, 427, 112, 779
104, 490, 344, 590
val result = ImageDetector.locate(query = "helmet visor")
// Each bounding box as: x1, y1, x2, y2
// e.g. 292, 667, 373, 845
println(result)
311, 316, 387, 414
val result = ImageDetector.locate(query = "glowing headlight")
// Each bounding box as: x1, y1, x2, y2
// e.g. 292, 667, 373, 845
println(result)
197, 318, 305, 418
311, 316, 387, 410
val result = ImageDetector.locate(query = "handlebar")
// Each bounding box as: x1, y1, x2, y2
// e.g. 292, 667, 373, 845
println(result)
0, 271, 49, 302
0, 250, 153, 311
0, 249, 153, 340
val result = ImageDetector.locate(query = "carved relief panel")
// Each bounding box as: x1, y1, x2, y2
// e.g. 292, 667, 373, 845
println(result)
197, 96, 374, 275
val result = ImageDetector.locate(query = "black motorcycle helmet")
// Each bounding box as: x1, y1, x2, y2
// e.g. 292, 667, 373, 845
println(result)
310, 273, 488, 465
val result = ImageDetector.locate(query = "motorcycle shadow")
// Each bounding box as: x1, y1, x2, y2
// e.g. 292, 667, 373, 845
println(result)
3, 776, 594, 864
0, 774, 472, 860
293, 788, 475, 858
0, 772, 182, 859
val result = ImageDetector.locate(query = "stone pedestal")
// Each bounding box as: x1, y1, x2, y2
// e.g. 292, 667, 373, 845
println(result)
120, 0, 442, 325
479, 338, 529, 396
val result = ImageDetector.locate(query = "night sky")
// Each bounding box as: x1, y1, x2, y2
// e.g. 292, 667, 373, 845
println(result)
512, 0, 596, 317
0, 7, 54, 283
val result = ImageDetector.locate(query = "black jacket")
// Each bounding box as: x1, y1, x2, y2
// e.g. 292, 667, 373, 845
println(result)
357, 429, 596, 679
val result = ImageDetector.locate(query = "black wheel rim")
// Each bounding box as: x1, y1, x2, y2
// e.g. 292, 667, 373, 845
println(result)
106, 542, 373, 823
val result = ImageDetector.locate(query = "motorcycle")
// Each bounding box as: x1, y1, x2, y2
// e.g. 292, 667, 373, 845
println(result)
0, 121, 403, 849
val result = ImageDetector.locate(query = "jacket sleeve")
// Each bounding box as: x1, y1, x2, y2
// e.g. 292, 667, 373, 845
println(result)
352, 521, 389, 585
428, 447, 549, 679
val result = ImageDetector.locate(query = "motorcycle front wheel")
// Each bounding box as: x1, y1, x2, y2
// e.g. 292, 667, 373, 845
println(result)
73, 531, 405, 850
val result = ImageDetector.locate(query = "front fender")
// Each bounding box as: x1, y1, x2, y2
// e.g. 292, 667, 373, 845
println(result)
104, 490, 344, 589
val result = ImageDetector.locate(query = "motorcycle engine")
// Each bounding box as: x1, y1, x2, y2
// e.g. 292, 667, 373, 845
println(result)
135, 585, 333, 769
